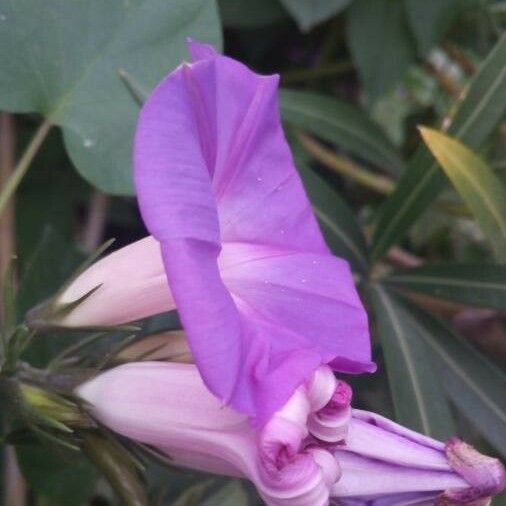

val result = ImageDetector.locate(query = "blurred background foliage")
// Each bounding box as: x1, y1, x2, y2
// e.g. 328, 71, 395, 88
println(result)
0, 0, 505, 504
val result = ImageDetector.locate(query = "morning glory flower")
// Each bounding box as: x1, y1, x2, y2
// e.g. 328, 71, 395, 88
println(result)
77, 361, 506, 506
133, 39, 374, 422
47, 40, 374, 423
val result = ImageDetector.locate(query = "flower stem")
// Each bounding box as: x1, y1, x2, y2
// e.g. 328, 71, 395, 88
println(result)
296, 131, 395, 194
0, 118, 52, 217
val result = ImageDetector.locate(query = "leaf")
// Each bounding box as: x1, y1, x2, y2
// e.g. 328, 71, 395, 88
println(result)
17, 228, 85, 321
218, 0, 287, 28
369, 284, 457, 440
403, 0, 470, 55
400, 299, 506, 457
420, 127, 506, 261
279, 89, 404, 175
17, 444, 97, 506
16, 228, 86, 368
279, 0, 351, 31
372, 33, 506, 260
82, 433, 148, 506
0, 0, 222, 195
289, 132, 370, 273
385, 263, 506, 309
347, 0, 416, 103
202, 481, 249, 506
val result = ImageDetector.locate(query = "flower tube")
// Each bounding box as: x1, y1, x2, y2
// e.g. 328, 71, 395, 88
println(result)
76, 362, 505, 506
77, 361, 344, 506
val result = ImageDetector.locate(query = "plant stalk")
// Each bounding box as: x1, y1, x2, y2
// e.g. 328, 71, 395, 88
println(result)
0, 118, 52, 217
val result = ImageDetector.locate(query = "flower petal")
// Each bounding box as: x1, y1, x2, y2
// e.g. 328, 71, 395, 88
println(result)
134, 43, 373, 421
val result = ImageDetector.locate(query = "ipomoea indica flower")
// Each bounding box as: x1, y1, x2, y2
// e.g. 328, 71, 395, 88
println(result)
76, 362, 505, 506
50, 39, 374, 424
77, 362, 346, 506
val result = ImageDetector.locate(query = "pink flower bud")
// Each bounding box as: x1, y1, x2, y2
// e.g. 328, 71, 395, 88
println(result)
54, 236, 175, 327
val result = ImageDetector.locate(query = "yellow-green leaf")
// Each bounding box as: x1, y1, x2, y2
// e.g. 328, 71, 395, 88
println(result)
420, 127, 506, 261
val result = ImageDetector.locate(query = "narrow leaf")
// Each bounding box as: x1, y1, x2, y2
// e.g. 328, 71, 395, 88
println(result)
202, 482, 249, 506
369, 284, 456, 439
347, 0, 416, 102
400, 299, 506, 457
386, 263, 506, 309
280, 89, 404, 175
279, 0, 350, 32
404, 0, 469, 55
420, 127, 506, 261
372, 33, 506, 259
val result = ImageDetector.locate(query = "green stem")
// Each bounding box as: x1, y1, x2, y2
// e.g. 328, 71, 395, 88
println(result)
281, 62, 353, 84
0, 119, 52, 216
297, 131, 471, 217
297, 131, 395, 194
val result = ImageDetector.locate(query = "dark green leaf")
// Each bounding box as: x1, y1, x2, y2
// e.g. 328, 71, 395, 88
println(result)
17, 228, 85, 368
280, 89, 404, 175
218, 0, 287, 28
202, 482, 249, 506
17, 444, 97, 506
17, 229, 85, 320
347, 0, 416, 102
82, 433, 148, 506
420, 127, 506, 261
290, 134, 369, 273
372, 33, 506, 259
0, 0, 222, 194
279, 0, 351, 31
399, 299, 506, 457
369, 284, 457, 439
385, 263, 506, 309
404, 0, 470, 55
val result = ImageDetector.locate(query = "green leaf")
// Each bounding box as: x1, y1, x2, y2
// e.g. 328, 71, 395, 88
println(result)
16, 228, 85, 368
347, 0, 416, 103
385, 263, 506, 309
202, 482, 249, 506
399, 299, 506, 457
279, 89, 404, 175
289, 133, 370, 273
17, 444, 97, 506
279, 0, 351, 31
218, 0, 287, 28
369, 284, 457, 439
0, 0, 222, 195
372, 33, 506, 260
403, 0, 469, 55
420, 127, 506, 261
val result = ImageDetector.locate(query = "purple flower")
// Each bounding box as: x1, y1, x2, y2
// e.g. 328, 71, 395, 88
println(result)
331, 410, 506, 505
132, 40, 374, 422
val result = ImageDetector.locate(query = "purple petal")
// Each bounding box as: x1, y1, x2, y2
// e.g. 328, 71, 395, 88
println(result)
134, 43, 373, 422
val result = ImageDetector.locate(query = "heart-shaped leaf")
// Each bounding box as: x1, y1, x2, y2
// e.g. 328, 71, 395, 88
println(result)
0, 0, 222, 194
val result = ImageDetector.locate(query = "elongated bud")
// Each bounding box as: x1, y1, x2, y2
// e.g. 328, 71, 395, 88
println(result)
331, 410, 506, 505
27, 237, 174, 329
